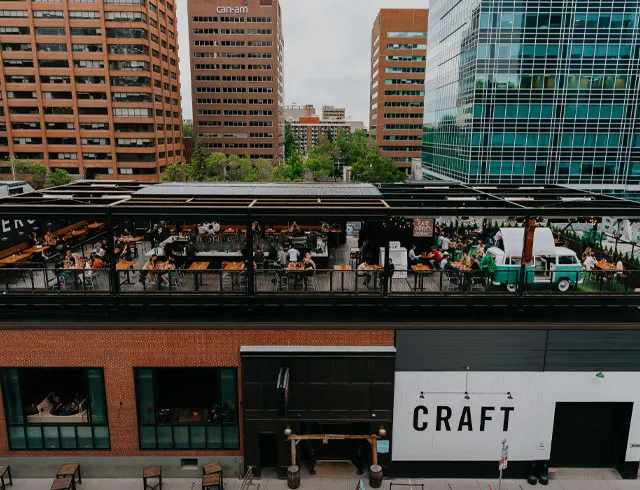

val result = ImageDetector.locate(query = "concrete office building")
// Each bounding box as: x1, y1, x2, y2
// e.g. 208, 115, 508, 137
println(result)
0, 0, 183, 181
422, 0, 640, 197
322, 105, 345, 121
284, 104, 316, 121
369, 9, 428, 175
187, 0, 285, 163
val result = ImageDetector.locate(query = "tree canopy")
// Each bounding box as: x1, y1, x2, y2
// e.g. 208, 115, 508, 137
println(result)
8, 159, 74, 189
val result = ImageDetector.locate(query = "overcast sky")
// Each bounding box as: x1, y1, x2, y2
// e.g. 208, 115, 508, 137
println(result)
178, 0, 428, 126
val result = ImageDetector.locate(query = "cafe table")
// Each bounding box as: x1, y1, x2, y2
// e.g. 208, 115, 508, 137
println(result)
0, 252, 31, 267
87, 222, 104, 230
116, 260, 137, 284
189, 261, 210, 290
411, 264, 432, 291
222, 261, 244, 290
333, 264, 352, 291
365, 264, 384, 289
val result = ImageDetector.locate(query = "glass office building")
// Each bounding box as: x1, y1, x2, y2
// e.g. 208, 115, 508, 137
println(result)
422, 0, 640, 195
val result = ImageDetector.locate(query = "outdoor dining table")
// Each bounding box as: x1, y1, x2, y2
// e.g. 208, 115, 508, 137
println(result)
189, 261, 210, 290
333, 264, 352, 291
116, 260, 137, 284
411, 264, 432, 291
203, 461, 223, 479
56, 464, 81, 487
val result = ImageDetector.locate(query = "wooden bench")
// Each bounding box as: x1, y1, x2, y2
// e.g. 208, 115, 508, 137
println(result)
143, 466, 162, 490
201, 474, 220, 490
52, 221, 88, 239
0, 243, 30, 261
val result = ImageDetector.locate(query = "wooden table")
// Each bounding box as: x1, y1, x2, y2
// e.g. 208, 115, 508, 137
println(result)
190, 261, 209, 290
56, 463, 81, 486
143, 466, 162, 490
0, 466, 12, 490
24, 245, 50, 255
88, 222, 104, 230
203, 462, 222, 476
51, 477, 74, 490
0, 253, 31, 266
411, 264, 432, 291
595, 260, 619, 271
365, 264, 384, 289
116, 260, 137, 284
451, 262, 472, 271
223, 262, 244, 272
333, 264, 351, 291
201, 474, 221, 490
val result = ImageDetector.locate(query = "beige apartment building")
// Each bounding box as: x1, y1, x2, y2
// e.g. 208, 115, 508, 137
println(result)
0, 0, 183, 181
369, 9, 428, 174
187, 0, 285, 163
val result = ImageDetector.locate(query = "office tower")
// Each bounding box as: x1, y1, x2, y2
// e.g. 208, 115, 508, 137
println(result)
0, 0, 182, 181
285, 104, 316, 121
369, 9, 428, 175
423, 0, 640, 196
322, 105, 345, 121
188, 0, 285, 163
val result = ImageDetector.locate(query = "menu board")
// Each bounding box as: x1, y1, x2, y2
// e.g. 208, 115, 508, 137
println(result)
413, 218, 434, 238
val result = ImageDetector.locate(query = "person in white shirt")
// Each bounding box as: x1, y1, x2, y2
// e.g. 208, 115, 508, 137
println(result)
287, 246, 300, 263
211, 221, 220, 233
583, 254, 595, 271
440, 234, 450, 251
357, 260, 372, 287
198, 224, 208, 235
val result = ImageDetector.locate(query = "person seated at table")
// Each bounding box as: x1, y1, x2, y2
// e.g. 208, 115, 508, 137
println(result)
408, 244, 422, 266
64, 250, 77, 267
357, 260, 372, 287
44, 231, 54, 245
28, 232, 40, 248
140, 254, 159, 283
211, 220, 220, 234
303, 252, 316, 270
461, 240, 472, 255
160, 256, 177, 288
471, 253, 482, 270
120, 244, 135, 262
460, 252, 472, 268
91, 255, 104, 269
427, 246, 443, 268
101, 239, 110, 256
477, 241, 486, 255
121, 227, 132, 237
55, 261, 70, 287
287, 245, 301, 263
49, 394, 65, 416
582, 247, 593, 262
441, 252, 459, 272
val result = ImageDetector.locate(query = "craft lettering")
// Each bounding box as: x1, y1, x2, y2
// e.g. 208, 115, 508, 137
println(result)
413, 405, 514, 432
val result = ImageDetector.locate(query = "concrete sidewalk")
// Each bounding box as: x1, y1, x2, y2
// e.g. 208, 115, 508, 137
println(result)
5, 478, 640, 490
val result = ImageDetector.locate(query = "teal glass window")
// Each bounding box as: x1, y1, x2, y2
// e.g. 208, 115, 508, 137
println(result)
583, 44, 595, 57
0, 368, 110, 451
134, 368, 240, 450
565, 105, 576, 118
615, 76, 627, 89
591, 76, 604, 89
566, 76, 580, 89
529, 105, 541, 118
541, 105, 554, 118
531, 75, 544, 89
599, 14, 610, 28
506, 105, 517, 118
611, 106, 624, 118
477, 43, 490, 59
539, 134, 550, 146
494, 105, 506, 118
611, 14, 623, 28
595, 44, 607, 58
503, 133, 515, 146
574, 14, 586, 27
480, 13, 491, 28
587, 14, 599, 28
515, 133, 527, 146
490, 133, 503, 146
550, 14, 562, 27
522, 44, 535, 58
620, 45, 632, 58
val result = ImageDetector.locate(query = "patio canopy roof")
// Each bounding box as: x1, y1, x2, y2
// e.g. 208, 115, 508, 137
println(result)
1, 180, 640, 219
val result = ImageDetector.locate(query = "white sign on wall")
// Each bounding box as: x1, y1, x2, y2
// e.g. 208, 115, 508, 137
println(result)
392, 371, 640, 462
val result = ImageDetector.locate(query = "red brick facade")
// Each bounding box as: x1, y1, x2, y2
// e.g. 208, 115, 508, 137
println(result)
0, 329, 394, 457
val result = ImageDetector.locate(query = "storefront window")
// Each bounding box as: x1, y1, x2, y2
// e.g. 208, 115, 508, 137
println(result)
134, 367, 239, 450
0, 368, 110, 450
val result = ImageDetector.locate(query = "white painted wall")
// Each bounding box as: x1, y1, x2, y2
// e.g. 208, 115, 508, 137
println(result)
392, 371, 640, 462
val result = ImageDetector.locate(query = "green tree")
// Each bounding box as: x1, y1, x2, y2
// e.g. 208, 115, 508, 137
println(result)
305, 152, 335, 181
48, 168, 72, 187
350, 153, 405, 183
284, 121, 298, 162
205, 152, 227, 181
162, 163, 187, 182
182, 120, 193, 138
186, 142, 208, 181
14, 159, 48, 189
274, 153, 304, 182
253, 159, 274, 182
227, 155, 255, 182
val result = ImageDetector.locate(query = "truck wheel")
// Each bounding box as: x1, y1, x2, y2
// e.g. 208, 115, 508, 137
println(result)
506, 284, 517, 293
557, 279, 570, 292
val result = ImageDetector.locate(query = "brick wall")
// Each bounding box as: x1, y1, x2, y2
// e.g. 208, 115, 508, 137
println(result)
0, 329, 394, 457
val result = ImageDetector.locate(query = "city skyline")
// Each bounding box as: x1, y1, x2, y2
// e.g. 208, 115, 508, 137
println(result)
177, 0, 429, 126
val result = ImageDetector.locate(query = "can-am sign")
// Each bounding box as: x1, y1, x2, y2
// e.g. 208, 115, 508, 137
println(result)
392, 371, 640, 462
216, 5, 248, 13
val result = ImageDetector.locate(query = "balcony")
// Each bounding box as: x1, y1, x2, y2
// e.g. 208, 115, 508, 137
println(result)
0, 181, 639, 314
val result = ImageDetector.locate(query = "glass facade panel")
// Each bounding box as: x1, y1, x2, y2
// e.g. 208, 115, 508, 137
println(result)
423, 0, 640, 189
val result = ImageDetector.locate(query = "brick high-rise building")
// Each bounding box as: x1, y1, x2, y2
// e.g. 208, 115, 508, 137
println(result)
188, 0, 285, 163
369, 9, 428, 175
0, 0, 183, 181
